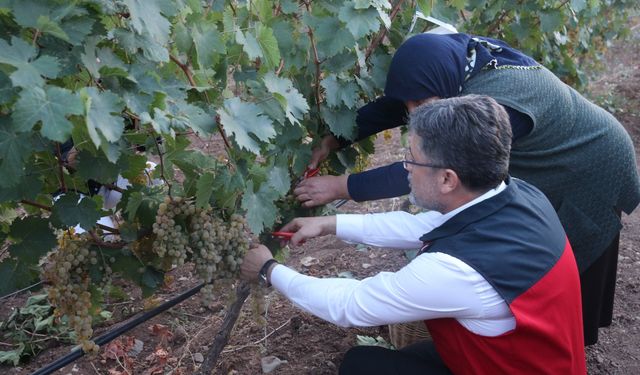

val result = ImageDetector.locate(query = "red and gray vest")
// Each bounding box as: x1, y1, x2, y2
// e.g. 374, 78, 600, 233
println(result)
421, 177, 586, 374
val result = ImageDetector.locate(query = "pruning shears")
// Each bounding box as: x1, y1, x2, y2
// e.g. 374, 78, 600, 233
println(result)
271, 231, 294, 240
296, 167, 320, 185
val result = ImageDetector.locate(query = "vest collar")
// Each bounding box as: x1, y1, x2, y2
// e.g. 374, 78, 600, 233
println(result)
419, 176, 517, 244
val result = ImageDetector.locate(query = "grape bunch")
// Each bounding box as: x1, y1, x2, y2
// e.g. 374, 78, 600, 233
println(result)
41, 231, 104, 353
152, 196, 195, 266
189, 209, 250, 304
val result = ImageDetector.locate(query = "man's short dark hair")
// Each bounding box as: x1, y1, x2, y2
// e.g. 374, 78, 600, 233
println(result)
409, 95, 512, 191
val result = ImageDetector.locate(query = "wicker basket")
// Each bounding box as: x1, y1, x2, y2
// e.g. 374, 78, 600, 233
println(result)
388, 321, 432, 349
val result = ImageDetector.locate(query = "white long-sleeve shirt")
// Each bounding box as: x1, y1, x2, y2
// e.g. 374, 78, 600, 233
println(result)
271, 182, 516, 336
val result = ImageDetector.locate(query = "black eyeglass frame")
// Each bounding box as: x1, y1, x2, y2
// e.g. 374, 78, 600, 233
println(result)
402, 151, 449, 170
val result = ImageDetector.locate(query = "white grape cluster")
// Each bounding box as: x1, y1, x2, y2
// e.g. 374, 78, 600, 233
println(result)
152, 197, 195, 265
189, 210, 250, 304
41, 231, 104, 353
152, 196, 250, 305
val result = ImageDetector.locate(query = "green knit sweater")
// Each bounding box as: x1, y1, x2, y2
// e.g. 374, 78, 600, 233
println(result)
462, 66, 640, 271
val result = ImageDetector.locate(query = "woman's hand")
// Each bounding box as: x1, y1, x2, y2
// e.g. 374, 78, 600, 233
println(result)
280, 216, 337, 246
294, 175, 350, 208
308, 135, 340, 169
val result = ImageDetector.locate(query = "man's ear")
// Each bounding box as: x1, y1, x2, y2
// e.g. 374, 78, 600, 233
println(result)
439, 169, 459, 194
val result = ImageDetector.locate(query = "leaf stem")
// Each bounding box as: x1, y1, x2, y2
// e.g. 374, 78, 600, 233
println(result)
152, 133, 172, 197
55, 143, 67, 193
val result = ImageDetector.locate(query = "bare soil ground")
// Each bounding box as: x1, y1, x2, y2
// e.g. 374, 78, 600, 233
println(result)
2, 23, 640, 375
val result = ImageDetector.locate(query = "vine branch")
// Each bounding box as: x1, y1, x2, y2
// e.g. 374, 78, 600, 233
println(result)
169, 54, 232, 152
196, 282, 251, 374
303, 1, 323, 120
486, 10, 510, 35
364, 0, 406, 62
19, 200, 120, 235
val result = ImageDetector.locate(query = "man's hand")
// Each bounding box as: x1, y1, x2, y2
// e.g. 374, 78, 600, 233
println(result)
240, 245, 275, 283
280, 216, 336, 246
294, 175, 350, 208
308, 135, 340, 169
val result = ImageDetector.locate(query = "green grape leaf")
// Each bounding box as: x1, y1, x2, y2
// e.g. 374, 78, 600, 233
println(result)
321, 74, 359, 108
113, 29, 169, 63
306, 15, 355, 59
60, 16, 95, 46
195, 172, 215, 208
192, 23, 226, 69
0, 127, 32, 188
236, 29, 262, 61
263, 72, 309, 125
75, 150, 121, 183
81, 37, 129, 80
81, 87, 125, 147
448, 0, 467, 11
121, 154, 150, 181
539, 10, 564, 33
338, 3, 380, 39
0, 72, 17, 104
570, 0, 587, 12
8, 217, 56, 263
0, 259, 39, 300
106, 248, 162, 297
11, 0, 50, 28
0, 37, 60, 88
280, 0, 299, 14
123, 0, 171, 45
241, 181, 279, 234
415, 0, 432, 16
217, 97, 275, 154
321, 106, 357, 140
255, 23, 280, 69
267, 165, 290, 197
51, 193, 103, 230
36, 15, 70, 42
12, 86, 83, 142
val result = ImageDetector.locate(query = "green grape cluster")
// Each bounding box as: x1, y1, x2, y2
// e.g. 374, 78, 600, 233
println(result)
152, 196, 195, 265
189, 210, 250, 304
41, 231, 104, 353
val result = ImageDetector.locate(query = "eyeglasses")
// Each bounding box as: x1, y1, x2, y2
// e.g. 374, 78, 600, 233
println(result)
403, 150, 448, 170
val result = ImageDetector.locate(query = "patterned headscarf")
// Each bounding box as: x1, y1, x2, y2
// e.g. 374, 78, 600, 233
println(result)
384, 33, 539, 102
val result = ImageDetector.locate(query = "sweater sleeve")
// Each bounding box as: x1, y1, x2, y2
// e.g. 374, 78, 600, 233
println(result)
348, 162, 410, 201
336, 96, 407, 147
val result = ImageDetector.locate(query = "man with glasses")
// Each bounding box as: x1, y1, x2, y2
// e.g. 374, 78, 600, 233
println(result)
241, 95, 586, 374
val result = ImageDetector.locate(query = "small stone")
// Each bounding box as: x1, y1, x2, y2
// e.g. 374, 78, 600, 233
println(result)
128, 339, 144, 357
194, 353, 204, 363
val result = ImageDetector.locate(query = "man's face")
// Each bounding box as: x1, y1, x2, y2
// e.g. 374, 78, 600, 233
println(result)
406, 134, 446, 212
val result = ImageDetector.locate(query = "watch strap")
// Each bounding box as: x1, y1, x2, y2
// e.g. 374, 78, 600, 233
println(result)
258, 259, 279, 287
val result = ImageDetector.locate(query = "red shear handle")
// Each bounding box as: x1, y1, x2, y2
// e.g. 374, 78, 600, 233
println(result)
271, 231, 294, 239
304, 167, 320, 179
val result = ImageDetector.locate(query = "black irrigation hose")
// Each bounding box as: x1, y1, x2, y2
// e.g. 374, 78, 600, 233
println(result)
31, 282, 205, 375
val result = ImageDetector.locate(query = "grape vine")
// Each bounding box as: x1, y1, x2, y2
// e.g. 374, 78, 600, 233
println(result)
0, 0, 636, 362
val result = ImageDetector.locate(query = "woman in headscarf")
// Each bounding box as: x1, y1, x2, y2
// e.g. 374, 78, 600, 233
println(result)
294, 33, 640, 346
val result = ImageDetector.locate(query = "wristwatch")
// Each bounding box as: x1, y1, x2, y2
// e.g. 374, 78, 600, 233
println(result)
258, 259, 279, 287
